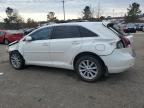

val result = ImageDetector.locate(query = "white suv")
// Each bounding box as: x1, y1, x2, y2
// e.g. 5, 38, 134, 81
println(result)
8, 22, 135, 82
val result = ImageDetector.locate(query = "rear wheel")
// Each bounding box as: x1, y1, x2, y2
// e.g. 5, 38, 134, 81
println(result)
10, 51, 25, 69
4, 39, 9, 45
75, 55, 104, 82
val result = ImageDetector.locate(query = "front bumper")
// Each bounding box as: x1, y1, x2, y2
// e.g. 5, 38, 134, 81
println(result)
101, 48, 135, 73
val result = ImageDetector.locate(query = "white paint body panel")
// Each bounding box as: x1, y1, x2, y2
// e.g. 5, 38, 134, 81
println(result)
8, 22, 135, 73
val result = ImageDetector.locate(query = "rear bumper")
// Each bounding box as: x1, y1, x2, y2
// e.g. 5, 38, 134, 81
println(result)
101, 49, 135, 73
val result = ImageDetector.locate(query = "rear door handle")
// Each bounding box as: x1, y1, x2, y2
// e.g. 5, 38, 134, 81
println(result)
42, 43, 49, 46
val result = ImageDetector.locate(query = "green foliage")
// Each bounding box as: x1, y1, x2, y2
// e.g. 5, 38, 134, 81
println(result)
4, 7, 24, 29
26, 18, 38, 28
125, 2, 141, 22
82, 6, 93, 20
47, 12, 57, 22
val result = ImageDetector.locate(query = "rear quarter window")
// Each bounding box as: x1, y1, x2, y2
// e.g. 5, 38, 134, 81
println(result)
79, 26, 98, 37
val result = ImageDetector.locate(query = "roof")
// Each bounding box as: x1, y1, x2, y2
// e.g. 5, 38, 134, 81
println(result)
42, 21, 103, 28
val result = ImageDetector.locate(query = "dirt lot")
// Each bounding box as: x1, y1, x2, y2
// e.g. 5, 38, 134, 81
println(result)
0, 33, 144, 108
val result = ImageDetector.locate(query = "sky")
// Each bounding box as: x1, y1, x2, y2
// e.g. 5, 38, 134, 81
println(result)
0, 0, 144, 22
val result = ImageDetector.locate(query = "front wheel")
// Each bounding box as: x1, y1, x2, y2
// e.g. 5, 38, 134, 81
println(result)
10, 51, 25, 69
75, 56, 103, 82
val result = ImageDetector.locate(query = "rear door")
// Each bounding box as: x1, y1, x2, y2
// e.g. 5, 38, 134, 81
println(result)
50, 25, 82, 66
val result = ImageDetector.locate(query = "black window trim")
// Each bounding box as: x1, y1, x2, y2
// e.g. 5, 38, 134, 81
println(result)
78, 26, 99, 37
51, 25, 99, 40
29, 26, 54, 41
50, 26, 57, 39
51, 25, 81, 39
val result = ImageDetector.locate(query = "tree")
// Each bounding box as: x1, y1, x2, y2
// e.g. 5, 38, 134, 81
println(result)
99, 16, 105, 21
13, 12, 24, 24
6, 7, 14, 18
4, 18, 10, 24
4, 7, 24, 29
26, 18, 38, 28
125, 2, 141, 22
4, 7, 14, 24
82, 6, 93, 20
47, 12, 57, 22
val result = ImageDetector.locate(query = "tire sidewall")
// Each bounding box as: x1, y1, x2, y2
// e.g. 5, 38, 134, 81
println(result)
10, 51, 25, 69
75, 56, 103, 82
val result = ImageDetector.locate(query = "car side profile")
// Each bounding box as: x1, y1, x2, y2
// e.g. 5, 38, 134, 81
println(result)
8, 22, 135, 82
0, 30, 24, 44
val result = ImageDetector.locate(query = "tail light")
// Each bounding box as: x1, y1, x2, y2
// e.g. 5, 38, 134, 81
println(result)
122, 37, 131, 47
116, 37, 131, 49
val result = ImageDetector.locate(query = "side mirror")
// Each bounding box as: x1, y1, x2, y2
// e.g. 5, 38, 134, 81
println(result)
25, 36, 32, 41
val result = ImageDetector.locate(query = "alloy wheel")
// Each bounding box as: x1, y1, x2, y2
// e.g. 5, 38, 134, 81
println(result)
78, 60, 98, 80
10, 53, 21, 68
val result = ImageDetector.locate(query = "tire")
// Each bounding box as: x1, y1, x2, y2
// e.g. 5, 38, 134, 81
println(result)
10, 51, 25, 69
75, 55, 103, 82
4, 39, 9, 45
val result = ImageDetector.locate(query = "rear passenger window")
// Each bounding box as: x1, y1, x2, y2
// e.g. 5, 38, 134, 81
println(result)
52, 26, 80, 39
79, 26, 98, 37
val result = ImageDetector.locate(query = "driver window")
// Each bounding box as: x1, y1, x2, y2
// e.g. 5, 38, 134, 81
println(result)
30, 27, 53, 41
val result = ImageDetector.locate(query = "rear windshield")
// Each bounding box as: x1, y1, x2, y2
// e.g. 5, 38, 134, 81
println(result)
107, 23, 126, 37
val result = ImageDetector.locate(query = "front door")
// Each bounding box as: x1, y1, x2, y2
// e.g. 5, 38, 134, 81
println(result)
23, 27, 53, 65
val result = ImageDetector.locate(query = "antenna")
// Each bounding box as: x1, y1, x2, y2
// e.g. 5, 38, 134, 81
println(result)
62, 0, 65, 20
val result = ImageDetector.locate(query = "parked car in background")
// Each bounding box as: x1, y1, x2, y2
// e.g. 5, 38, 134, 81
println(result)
123, 24, 136, 33
135, 24, 144, 31
0, 30, 24, 44
8, 21, 135, 82
142, 26, 144, 32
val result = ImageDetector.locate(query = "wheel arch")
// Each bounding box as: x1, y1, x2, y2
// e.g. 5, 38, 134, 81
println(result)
9, 50, 19, 54
9, 50, 25, 69
73, 52, 106, 70
9, 50, 25, 61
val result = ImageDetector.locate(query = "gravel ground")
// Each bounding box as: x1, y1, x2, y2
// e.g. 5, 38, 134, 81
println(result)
0, 33, 144, 108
